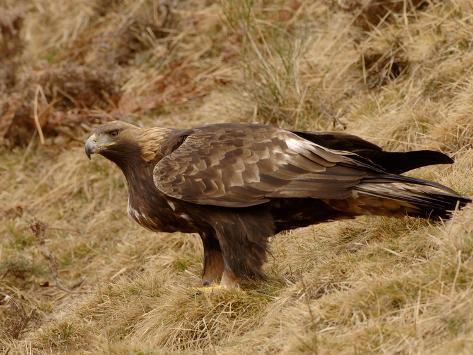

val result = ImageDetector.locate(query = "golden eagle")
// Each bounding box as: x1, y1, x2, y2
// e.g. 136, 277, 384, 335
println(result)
85, 121, 470, 287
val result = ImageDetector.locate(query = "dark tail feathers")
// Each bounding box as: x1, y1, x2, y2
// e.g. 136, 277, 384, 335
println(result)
355, 175, 471, 219
358, 150, 454, 174
292, 130, 454, 174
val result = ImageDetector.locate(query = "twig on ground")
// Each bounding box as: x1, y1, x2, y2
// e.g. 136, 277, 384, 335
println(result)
30, 219, 87, 294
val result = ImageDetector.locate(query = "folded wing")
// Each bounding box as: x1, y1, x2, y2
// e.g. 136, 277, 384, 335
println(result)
153, 124, 393, 207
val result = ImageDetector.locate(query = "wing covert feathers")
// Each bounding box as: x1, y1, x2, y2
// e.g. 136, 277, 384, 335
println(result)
153, 124, 374, 207
153, 123, 469, 214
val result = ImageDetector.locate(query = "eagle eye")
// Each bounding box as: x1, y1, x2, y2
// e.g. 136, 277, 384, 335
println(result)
109, 130, 119, 137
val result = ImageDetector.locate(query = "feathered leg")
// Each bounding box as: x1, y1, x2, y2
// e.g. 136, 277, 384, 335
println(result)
212, 212, 274, 287
193, 207, 275, 288
200, 232, 224, 286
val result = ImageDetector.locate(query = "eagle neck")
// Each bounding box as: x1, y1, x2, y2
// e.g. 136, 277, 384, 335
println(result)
121, 159, 155, 197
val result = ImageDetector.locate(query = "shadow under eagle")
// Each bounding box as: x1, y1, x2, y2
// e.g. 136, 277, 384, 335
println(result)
84, 122, 471, 287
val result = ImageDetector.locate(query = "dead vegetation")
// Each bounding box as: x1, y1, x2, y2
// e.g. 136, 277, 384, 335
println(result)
336, 0, 429, 30
0, 6, 24, 91
0, 65, 122, 147
1, 0, 473, 353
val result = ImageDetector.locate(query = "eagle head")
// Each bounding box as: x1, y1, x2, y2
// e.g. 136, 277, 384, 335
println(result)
85, 120, 174, 167
85, 120, 140, 160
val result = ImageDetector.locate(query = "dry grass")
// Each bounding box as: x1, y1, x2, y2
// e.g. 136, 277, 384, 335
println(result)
1, 0, 473, 353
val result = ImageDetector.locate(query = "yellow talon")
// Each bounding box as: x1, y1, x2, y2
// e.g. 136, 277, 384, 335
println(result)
193, 285, 224, 294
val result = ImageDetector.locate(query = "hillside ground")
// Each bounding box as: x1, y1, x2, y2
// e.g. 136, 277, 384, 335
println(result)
1, 0, 473, 353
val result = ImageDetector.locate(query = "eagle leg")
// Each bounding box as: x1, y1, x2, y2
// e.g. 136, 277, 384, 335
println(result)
220, 267, 239, 288
201, 209, 274, 287
200, 232, 224, 286
213, 224, 269, 286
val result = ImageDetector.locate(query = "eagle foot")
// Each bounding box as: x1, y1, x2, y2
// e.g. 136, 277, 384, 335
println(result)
192, 285, 225, 295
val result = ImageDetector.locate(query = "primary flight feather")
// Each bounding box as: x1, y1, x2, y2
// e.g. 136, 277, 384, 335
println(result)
85, 121, 470, 287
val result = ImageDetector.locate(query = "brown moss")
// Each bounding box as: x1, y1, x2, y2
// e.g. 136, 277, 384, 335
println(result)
361, 45, 409, 88
337, 0, 429, 30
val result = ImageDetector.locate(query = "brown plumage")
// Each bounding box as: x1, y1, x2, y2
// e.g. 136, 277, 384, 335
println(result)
85, 121, 470, 287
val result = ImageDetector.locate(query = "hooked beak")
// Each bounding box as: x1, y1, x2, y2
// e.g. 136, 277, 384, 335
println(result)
85, 134, 97, 160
